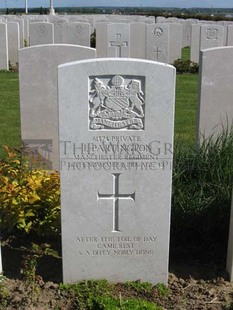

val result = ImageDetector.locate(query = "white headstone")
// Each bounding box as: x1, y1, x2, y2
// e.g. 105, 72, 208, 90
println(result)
29, 22, 54, 46
200, 25, 224, 51
53, 19, 67, 44
227, 25, 233, 46
66, 22, 90, 47
146, 24, 169, 63
16, 19, 25, 48
58, 58, 175, 284
7, 18, 24, 48
169, 23, 182, 64
7, 22, 20, 66
197, 47, 233, 143
30, 18, 48, 23
217, 20, 230, 45
145, 16, 155, 24
156, 16, 166, 23
182, 20, 192, 47
130, 22, 146, 59
69, 17, 89, 23
96, 23, 108, 58
22, 18, 29, 44
190, 24, 201, 63
19, 44, 96, 170
0, 23, 8, 70
107, 23, 130, 58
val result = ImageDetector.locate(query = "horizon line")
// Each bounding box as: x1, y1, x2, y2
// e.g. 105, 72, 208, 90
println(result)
0, 5, 233, 9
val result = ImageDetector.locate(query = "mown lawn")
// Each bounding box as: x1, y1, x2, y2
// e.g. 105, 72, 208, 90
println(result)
175, 73, 198, 145
181, 46, 191, 61
0, 71, 20, 157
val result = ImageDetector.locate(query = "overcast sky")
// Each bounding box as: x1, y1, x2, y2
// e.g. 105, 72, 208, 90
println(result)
0, 0, 233, 9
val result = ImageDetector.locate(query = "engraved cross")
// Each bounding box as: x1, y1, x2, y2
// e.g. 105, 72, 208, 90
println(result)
186, 33, 191, 41
97, 173, 135, 232
109, 33, 128, 57
154, 46, 162, 60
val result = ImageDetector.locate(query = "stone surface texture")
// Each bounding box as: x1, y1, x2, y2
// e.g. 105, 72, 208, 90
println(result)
58, 58, 175, 284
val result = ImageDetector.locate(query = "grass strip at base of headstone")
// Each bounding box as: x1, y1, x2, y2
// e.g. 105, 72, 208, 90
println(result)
0, 71, 20, 158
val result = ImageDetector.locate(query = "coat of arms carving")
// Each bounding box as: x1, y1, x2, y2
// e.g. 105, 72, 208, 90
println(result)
89, 75, 145, 130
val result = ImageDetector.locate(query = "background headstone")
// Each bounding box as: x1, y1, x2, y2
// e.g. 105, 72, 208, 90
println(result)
16, 19, 25, 48
169, 23, 182, 64
146, 24, 169, 63
58, 58, 175, 284
96, 22, 108, 57
217, 20, 230, 45
227, 25, 233, 46
107, 23, 130, 57
29, 22, 54, 46
53, 19, 67, 44
190, 24, 201, 63
130, 22, 146, 59
197, 46, 233, 143
200, 25, 224, 51
66, 22, 90, 47
0, 23, 8, 70
7, 18, 24, 48
19, 44, 96, 170
182, 20, 192, 47
6, 22, 20, 66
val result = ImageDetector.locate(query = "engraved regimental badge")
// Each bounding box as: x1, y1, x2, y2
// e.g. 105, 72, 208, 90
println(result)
89, 75, 145, 130
206, 28, 218, 40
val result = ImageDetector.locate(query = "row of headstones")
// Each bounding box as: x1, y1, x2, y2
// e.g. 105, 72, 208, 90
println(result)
15, 42, 233, 283
96, 22, 233, 63
2, 13, 233, 68
1, 14, 233, 43
96, 22, 182, 63
1, 14, 201, 47
0, 19, 209, 70
0, 20, 182, 69
0, 21, 92, 67
190, 23, 233, 63
2, 14, 233, 69
1, 13, 155, 28
156, 16, 233, 46
155, 17, 233, 63
0, 13, 155, 47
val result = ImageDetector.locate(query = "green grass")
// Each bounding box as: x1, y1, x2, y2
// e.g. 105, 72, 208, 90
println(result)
172, 128, 233, 258
173, 47, 199, 145
60, 280, 162, 309
0, 71, 20, 157
125, 281, 153, 293
182, 46, 190, 61
175, 73, 199, 145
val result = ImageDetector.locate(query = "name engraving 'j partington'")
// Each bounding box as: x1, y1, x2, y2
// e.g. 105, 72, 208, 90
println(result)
89, 75, 145, 131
